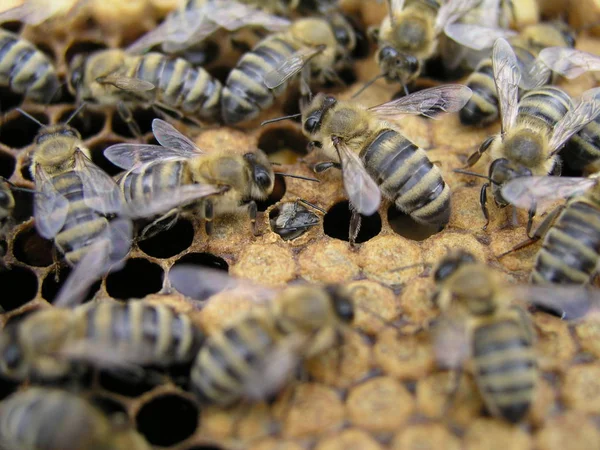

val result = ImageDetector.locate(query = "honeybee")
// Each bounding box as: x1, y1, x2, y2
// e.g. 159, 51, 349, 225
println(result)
451, 21, 576, 127
0, 29, 61, 105
0, 388, 150, 450
462, 38, 600, 231
67, 49, 223, 132
0, 179, 14, 266
270, 199, 324, 240
168, 265, 356, 405
221, 13, 358, 124
104, 119, 315, 238
299, 84, 472, 245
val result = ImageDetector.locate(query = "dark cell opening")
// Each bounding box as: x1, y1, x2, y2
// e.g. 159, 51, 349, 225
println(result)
41, 266, 101, 304
0, 151, 16, 179
89, 139, 127, 176
89, 395, 128, 416
282, 89, 303, 120
0, 376, 19, 401
256, 175, 285, 212
111, 108, 155, 138
98, 370, 158, 397
0, 112, 48, 148
0, 21, 22, 33
138, 219, 195, 259
323, 200, 381, 243
258, 128, 309, 165
135, 394, 199, 446
13, 226, 54, 267
58, 108, 106, 139
20, 157, 34, 182
65, 40, 107, 64
177, 40, 220, 66
0, 265, 38, 311
105, 258, 164, 299
388, 205, 443, 241
170, 252, 228, 301
0, 86, 23, 113
11, 187, 33, 222
206, 66, 231, 85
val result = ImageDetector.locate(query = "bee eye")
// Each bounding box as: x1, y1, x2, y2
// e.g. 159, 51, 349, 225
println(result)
434, 261, 459, 283
335, 27, 350, 47
332, 297, 354, 322
379, 46, 397, 61
406, 55, 419, 72
254, 167, 272, 189
303, 115, 320, 134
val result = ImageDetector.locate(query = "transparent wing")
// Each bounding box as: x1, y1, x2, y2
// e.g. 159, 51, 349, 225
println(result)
33, 165, 70, 239
124, 184, 227, 219
53, 218, 132, 308
388, 0, 406, 15
512, 284, 600, 321
332, 137, 381, 216
104, 144, 191, 170
501, 176, 596, 211
434, 0, 482, 35
549, 87, 600, 153
443, 23, 517, 51
168, 265, 278, 306
492, 37, 520, 134
432, 315, 471, 369
151, 119, 203, 155
0, 0, 81, 25
96, 74, 155, 92
73, 150, 123, 215
539, 47, 600, 80
263, 45, 326, 89
369, 84, 472, 119
208, 0, 290, 32
517, 57, 551, 90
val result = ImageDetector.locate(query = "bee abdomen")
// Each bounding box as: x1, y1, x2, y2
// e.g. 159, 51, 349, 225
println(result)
119, 160, 186, 207
221, 36, 299, 124
460, 59, 499, 126
473, 320, 536, 423
517, 86, 572, 132
561, 115, 600, 171
361, 129, 450, 226
532, 201, 600, 284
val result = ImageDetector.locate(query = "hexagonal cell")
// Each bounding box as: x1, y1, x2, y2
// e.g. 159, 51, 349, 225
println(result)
13, 226, 54, 267
41, 266, 100, 304
0, 151, 16, 179
324, 201, 381, 243
0, 265, 38, 311
0, 112, 48, 149
111, 108, 155, 138
256, 175, 286, 212
89, 139, 127, 176
10, 188, 34, 223
105, 258, 164, 299
258, 128, 309, 165
135, 393, 199, 446
58, 108, 106, 139
169, 252, 229, 300
138, 219, 195, 259
388, 205, 443, 241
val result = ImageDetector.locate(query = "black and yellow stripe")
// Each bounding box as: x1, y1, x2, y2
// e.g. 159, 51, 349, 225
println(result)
119, 159, 188, 207
516, 86, 572, 133
562, 115, 600, 171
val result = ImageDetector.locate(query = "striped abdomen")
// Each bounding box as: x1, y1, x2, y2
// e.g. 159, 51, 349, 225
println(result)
131, 53, 221, 121
361, 129, 451, 226
0, 30, 60, 103
51, 171, 109, 265
81, 301, 205, 366
561, 114, 600, 171
473, 316, 536, 423
190, 316, 280, 405
221, 34, 301, 124
118, 159, 187, 208
532, 200, 600, 284
516, 86, 572, 133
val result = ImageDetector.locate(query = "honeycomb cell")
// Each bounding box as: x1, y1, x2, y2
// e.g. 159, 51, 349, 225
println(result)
0, 151, 16, 179
359, 235, 423, 286
463, 418, 532, 450
89, 139, 128, 176
323, 201, 381, 243
388, 205, 442, 241
231, 244, 296, 286
111, 108, 155, 138
41, 266, 101, 304
58, 107, 106, 139
534, 314, 577, 371
135, 393, 199, 446
258, 127, 309, 165
106, 258, 164, 299
315, 429, 384, 450
535, 412, 600, 450
561, 364, 600, 414
374, 329, 435, 379
574, 318, 600, 359
298, 239, 359, 283
348, 280, 399, 334
10, 188, 34, 223
13, 226, 54, 267
138, 219, 195, 259
0, 112, 48, 148
391, 423, 461, 450
0, 265, 38, 311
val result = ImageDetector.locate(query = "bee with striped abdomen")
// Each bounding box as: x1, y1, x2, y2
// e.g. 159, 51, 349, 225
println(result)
462, 38, 600, 231
300, 84, 472, 245
221, 13, 358, 124
0, 29, 61, 106
0, 388, 150, 450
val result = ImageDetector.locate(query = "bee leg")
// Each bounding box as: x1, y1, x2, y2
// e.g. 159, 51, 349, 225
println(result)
313, 161, 341, 173
349, 209, 362, 246
442, 368, 464, 417
116, 101, 142, 139
52, 246, 61, 282
465, 136, 495, 168
480, 183, 490, 230
139, 209, 179, 240
247, 201, 259, 236
204, 199, 214, 236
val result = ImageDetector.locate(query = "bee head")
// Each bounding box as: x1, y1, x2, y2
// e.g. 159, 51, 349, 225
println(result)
328, 13, 357, 53
433, 250, 476, 285
243, 151, 275, 199
35, 125, 81, 146
377, 46, 420, 84
302, 94, 337, 137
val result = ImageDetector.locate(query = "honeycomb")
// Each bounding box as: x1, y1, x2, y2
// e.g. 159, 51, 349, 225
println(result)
1, 1, 600, 449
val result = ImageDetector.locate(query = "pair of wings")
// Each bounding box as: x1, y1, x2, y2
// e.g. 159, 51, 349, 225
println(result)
127, 0, 291, 54
491, 38, 600, 153
331, 84, 473, 216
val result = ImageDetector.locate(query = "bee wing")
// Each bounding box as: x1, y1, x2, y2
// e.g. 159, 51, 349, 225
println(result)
168, 265, 278, 307
53, 219, 132, 308
104, 144, 192, 170
263, 45, 326, 89
511, 285, 600, 321
539, 47, 600, 80
73, 150, 123, 215
0, 0, 82, 25
332, 137, 381, 216
501, 176, 596, 212
443, 23, 518, 51
96, 74, 155, 92
516, 57, 551, 91
549, 87, 600, 154
434, 0, 482, 35
389, 0, 406, 13
492, 37, 521, 134
33, 165, 70, 239
432, 315, 472, 369
368, 84, 472, 119
206, 0, 291, 32
151, 119, 203, 156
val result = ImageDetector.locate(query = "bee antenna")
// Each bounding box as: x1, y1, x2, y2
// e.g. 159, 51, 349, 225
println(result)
277, 173, 320, 182
296, 198, 327, 214
402, 82, 410, 96
260, 113, 302, 126
0, 177, 36, 194
16, 109, 45, 128
389, 262, 431, 272
453, 169, 501, 186
351, 73, 386, 99
65, 102, 87, 125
